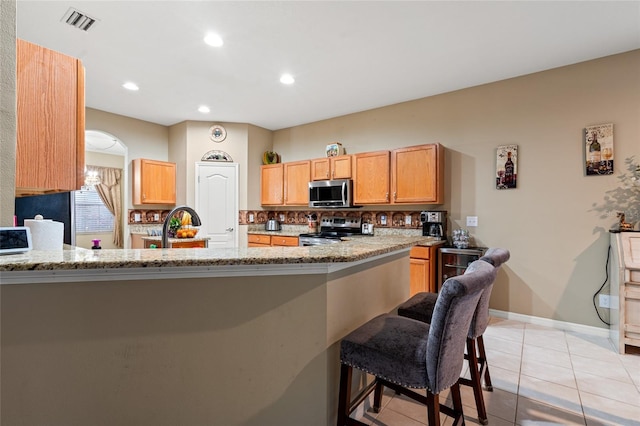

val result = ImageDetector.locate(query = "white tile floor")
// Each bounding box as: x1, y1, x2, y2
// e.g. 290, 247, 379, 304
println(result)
351, 317, 640, 426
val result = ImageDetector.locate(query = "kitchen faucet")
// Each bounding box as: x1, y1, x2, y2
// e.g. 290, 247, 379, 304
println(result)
162, 205, 202, 248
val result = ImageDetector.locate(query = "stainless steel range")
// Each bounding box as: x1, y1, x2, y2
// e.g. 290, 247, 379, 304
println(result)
298, 216, 362, 246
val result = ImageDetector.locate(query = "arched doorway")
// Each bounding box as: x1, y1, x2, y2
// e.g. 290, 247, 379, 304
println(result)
82, 130, 129, 248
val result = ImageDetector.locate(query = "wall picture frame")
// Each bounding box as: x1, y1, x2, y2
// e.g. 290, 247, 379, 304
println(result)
585, 123, 613, 176
496, 145, 518, 189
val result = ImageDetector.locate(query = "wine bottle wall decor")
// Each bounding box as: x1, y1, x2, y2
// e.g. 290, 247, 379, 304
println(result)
496, 144, 518, 190
585, 123, 614, 176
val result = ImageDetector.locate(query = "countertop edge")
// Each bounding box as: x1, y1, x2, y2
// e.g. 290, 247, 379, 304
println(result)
0, 248, 411, 284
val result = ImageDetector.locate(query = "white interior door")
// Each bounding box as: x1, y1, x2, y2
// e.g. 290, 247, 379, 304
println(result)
195, 162, 238, 248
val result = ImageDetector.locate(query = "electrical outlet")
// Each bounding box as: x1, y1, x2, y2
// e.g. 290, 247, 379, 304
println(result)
405, 215, 412, 225
599, 294, 610, 308
154, 213, 160, 221
134, 213, 141, 222
466, 216, 478, 227
249, 213, 254, 223
380, 215, 387, 225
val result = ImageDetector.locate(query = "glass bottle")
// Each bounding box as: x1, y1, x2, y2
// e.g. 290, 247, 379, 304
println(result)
504, 151, 515, 188
589, 131, 601, 167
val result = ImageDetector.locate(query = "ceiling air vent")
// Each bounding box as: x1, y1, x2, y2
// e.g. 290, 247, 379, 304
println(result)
61, 7, 98, 31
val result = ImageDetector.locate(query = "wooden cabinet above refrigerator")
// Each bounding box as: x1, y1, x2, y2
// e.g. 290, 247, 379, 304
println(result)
16, 39, 85, 196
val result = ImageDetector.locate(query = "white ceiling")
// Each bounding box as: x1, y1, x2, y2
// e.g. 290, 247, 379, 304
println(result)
16, 1, 640, 131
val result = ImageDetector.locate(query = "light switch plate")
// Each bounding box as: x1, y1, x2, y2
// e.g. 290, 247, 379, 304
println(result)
134, 213, 141, 222
466, 216, 478, 227
154, 213, 160, 221
405, 215, 412, 225
380, 215, 387, 225
249, 213, 254, 223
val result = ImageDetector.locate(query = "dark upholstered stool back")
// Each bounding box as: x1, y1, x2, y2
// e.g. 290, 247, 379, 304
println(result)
469, 248, 510, 339
425, 260, 496, 393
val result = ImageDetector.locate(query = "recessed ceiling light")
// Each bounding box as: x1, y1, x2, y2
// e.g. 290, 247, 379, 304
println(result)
122, 82, 139, 91
280, 74, 295, 85
204, 33, 224, 47
198, 105, 210, 113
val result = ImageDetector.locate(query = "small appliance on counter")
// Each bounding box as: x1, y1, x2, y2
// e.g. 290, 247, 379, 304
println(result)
265, 218, 281, 231
420, 211, 446, 240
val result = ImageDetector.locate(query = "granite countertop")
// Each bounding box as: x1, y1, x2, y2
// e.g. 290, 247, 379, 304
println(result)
0, 235, 443, 272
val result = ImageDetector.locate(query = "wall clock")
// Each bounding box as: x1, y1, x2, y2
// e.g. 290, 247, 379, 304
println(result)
209, 124, 227, 142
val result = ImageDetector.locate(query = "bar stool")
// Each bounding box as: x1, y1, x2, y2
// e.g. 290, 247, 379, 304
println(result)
397, 247, 510, 425
337, 260, 497, 426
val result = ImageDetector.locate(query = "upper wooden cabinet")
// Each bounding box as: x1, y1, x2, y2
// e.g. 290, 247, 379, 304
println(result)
391, 144, 444, 204
132, 159, 176, 205
311, 155, 352, 181
353, 151, 391, 204
16, 39, 85, 196
261, 164, 284, 205
283, 160, 311, 205
260, 160, 310, 206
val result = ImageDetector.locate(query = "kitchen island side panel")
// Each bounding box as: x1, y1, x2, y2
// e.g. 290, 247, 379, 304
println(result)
1, 252, 410, 426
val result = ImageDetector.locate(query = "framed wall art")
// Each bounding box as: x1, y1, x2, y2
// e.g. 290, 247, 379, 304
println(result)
496, 145, 518, 190
585, 123, 613, 176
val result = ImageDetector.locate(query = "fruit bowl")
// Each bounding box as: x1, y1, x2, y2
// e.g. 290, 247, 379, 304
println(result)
175, 226, 199, 239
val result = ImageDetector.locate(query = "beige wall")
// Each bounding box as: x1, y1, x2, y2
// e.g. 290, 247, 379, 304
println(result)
0, 0, 16, 227
272, 50, 640, 329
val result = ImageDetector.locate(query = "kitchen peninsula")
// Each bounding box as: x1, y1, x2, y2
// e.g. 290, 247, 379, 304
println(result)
0, 236, 440, 425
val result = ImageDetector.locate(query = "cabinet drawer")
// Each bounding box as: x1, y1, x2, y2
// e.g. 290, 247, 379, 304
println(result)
410, 246, 431, 259
248, 234, 271, 245
271, 236, 299, 247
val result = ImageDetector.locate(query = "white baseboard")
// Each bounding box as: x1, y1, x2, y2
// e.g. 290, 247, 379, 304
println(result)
489, 309, 611, 339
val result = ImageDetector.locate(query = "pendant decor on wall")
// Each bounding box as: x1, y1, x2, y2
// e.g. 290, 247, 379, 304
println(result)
209, 124, 227, 142
201, 150, 233, 162
585, 123, 613, 176
496, 145, 518, 190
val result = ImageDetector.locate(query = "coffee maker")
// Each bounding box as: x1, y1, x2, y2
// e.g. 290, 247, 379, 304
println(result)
420, 211, 446, 240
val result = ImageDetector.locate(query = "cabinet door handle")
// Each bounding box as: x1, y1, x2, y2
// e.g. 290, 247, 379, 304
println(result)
394, 192, 397, 200
142, 193, 146, 200
385, 192, 389, 202
226, 227, 234, 232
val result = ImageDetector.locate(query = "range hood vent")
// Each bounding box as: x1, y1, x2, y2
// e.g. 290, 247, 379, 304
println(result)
61, 7, 97, 31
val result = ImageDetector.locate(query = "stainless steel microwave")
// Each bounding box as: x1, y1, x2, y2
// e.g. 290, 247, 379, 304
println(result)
308, 179, 354, 208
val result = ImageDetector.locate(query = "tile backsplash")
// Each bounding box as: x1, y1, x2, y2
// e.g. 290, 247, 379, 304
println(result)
238, 209, 425, 229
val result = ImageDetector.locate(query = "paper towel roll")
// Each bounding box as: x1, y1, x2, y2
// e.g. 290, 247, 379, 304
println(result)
24, 218, 64, 250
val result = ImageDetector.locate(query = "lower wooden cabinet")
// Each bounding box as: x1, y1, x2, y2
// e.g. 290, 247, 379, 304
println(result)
270, 236, 299, 247
248, 234, 299, 247
409, 245, 437, 296
248, 234, 272, 247
143, 239, 207, 248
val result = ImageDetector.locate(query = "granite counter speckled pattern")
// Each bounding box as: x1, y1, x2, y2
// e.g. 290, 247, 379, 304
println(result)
0, 236, 443, 272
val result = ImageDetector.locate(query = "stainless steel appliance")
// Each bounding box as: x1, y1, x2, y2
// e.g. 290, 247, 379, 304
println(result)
308, 179, 354, 208
438, 246, 486, 291
420, 211, 446, 240
299, 216, 362, 246
265, 218, 281, 231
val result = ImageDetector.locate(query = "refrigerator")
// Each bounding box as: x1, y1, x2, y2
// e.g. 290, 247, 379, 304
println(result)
14, 192, 75, 245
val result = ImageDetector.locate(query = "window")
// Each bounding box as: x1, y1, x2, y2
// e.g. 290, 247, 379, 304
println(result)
75, 187, 114, 233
